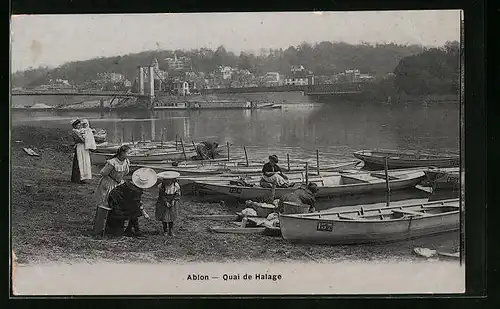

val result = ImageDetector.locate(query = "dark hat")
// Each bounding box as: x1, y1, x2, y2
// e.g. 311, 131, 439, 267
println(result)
307, 182, 319, 193
269, 155, 279, 163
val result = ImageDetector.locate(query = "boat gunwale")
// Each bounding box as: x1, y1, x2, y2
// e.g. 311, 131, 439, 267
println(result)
195, 171, 425, 192
279, 198, 460, 223
354, 150, 459, 161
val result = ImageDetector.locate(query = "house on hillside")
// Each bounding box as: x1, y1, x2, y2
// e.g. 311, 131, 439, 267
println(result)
264, 72, 281, 86
165, 54, 190, 71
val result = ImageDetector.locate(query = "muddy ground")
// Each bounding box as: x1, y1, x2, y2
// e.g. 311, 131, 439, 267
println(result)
11, 126, 460, 265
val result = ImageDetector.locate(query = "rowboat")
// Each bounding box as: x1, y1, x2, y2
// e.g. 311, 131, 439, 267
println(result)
279, 199, 460, 245
177, 171, 348, 187
353, 149, 460, 169
128, 160, 361, 177
95, 141, 180, 153
195, 170, 426, 200
91, 149, 198, 165
424, 167, 460, 191
95, 140, 200, 153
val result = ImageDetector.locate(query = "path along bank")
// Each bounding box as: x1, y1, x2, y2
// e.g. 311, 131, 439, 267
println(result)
11, 126, 458, 265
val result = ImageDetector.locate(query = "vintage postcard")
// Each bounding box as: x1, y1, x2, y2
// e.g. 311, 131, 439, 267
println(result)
10, 10, 464, 295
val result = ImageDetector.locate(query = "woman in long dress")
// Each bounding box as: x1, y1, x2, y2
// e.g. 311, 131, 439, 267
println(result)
70, 119, 92, 183
94, 145, 131, 210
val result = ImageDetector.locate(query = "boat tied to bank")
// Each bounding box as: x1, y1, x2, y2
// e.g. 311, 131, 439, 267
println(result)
279, 198, 460, 245
424, 167, 460, 191
195, 169, 425, 200
353, 149, 460, 169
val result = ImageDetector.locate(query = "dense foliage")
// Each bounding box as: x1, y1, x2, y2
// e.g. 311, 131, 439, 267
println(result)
12, 40, 460, 96
393, 41, 460, 95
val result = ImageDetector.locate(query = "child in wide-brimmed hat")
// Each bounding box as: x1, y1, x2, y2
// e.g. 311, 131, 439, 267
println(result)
155, 171, 182, 236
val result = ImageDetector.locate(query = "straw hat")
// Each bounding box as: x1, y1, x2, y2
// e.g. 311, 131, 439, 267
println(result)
132, 168, 158, 189
70, 118, 81, 126
158, 171, 181, 180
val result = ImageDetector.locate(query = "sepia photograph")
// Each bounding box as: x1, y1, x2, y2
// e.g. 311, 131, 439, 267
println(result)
10, 10, 464, 295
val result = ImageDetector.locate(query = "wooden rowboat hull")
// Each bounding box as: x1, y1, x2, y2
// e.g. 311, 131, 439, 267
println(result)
279, 199, 460, 245
176, 171, 346, 187
127, 160, 361, 178
354, 150, 460, 169
195, 171, 425, 200
424, 168, 460, 190
91, 150, 198, 165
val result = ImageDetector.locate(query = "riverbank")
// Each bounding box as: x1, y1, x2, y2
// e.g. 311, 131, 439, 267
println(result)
11, 126, 459, 265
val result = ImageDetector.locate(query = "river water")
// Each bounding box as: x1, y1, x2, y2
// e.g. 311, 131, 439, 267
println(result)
11, 94, 462, 256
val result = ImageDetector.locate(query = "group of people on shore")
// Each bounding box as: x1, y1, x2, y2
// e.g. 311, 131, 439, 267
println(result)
69, 118, 181, 238
69, 118, 318, 238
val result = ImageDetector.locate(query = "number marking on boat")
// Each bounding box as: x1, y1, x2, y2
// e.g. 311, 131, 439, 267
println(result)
317, 221, 334, 232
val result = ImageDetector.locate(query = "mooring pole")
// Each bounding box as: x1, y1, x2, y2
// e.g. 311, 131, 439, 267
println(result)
227, 142, 230, 162
305, 162, 309, 185
287, 154, 290, 172
316, 149, 320, 176
243, 146, 249, 167
384, 156, 391, 206
160, 128, 164, 148
180, 138, 188, 162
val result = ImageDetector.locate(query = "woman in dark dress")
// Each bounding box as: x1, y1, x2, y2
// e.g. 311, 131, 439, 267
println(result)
70, 119, 85, 183
106, 168, 157, 237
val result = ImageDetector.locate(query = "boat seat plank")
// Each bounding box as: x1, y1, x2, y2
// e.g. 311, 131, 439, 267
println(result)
392, 209, 426, 216
338, 214, 360, 220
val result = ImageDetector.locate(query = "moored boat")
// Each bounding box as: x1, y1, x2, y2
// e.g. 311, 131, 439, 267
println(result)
195, 170, 425, 200
279, 199, 460, 245
353, 149, 460, 169
176, 171, 346, 187
128, 160, 361, 178
424, 167, 460, 191
91, 149, 198, 165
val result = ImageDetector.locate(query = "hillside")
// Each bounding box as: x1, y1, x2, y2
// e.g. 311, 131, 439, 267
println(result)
12, 41, 426, 88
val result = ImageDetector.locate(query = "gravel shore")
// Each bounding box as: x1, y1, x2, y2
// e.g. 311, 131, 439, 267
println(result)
11, 126, 460, 265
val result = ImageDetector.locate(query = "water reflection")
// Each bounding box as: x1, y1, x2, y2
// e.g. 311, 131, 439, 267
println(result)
12, 101, 459, 158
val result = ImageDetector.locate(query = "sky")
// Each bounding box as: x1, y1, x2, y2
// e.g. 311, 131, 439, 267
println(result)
10, 10, 461, 73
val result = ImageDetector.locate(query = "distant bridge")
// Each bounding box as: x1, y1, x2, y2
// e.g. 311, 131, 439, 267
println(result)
11, 90, 148, 97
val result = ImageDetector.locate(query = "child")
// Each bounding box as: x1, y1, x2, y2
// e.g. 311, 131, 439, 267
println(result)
155, 171, 182, 236
80, 119, 97, 150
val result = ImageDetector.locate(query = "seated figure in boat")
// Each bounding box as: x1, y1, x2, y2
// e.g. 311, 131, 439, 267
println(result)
277, 182, 319, 214
194, 141, 219, 160
261, 155, 291, 188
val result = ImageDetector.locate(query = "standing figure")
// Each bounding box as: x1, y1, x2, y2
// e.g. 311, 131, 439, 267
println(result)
261, 155, 290, 188
106, 168, 156, 237
94, 145, 131, 211
195, 141, 219, 160
70, 118, 92, 183
80, 119, 97, 151
155, 171, 182, 236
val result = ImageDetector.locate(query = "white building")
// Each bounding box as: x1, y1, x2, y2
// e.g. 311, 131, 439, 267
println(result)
291, 65, 306, 73
218, 66, 234, 80
173, 81, 190, 96
97, 73, 125, 83
265, 72, 280, 85
283, 77, 309, 86
165, 54, 190, 71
